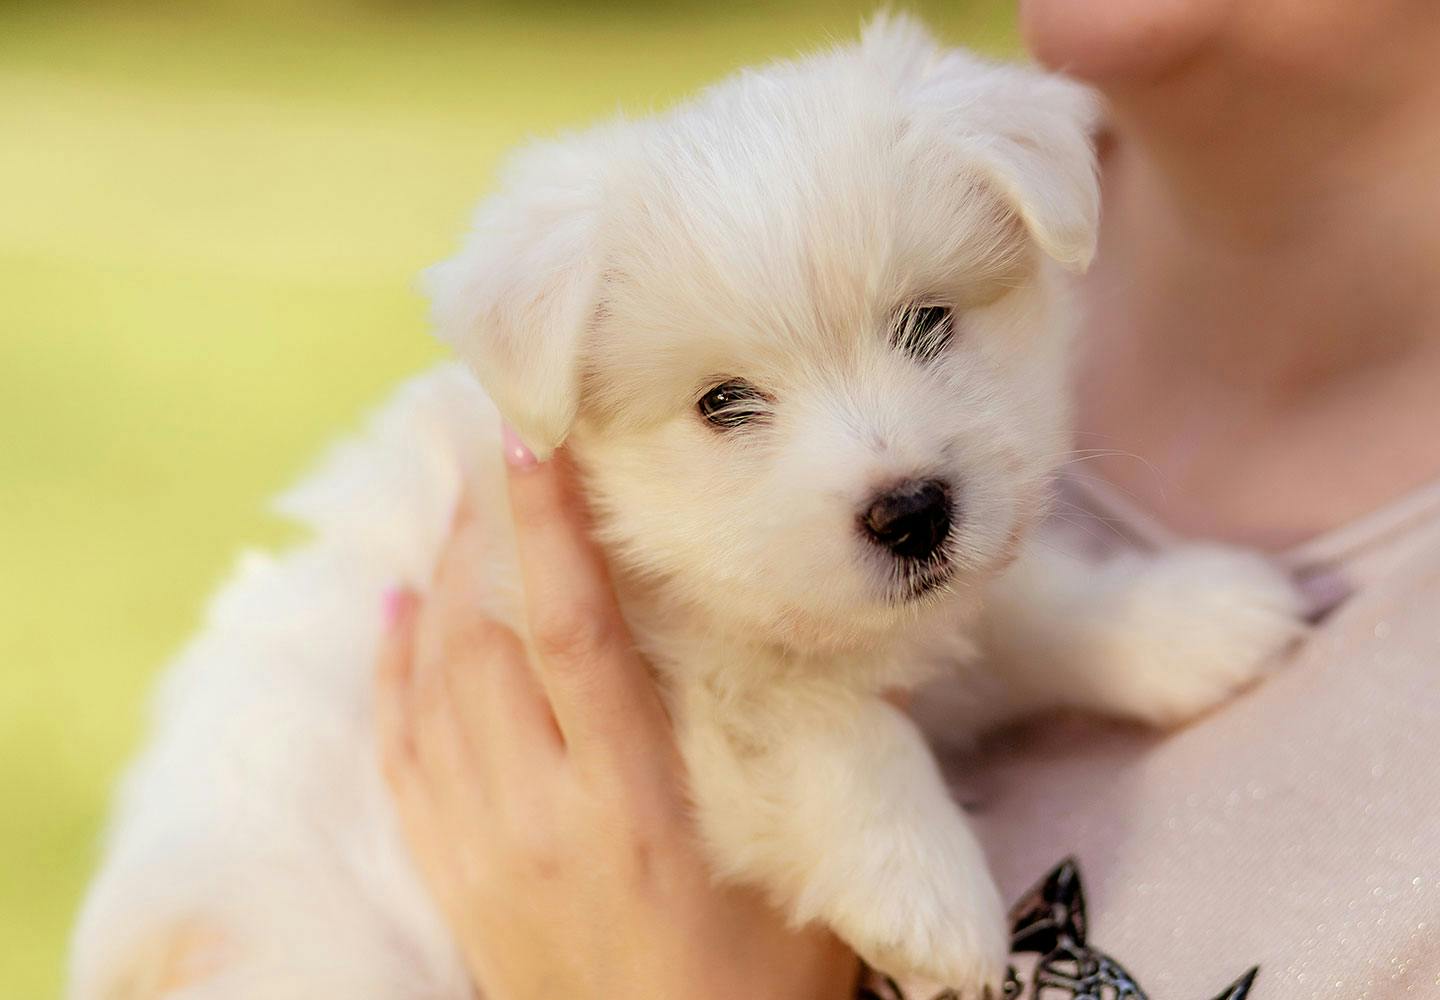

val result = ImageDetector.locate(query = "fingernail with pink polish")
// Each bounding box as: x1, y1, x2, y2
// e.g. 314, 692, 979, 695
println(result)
382, 587, 407, 629
500, 422, 538, 469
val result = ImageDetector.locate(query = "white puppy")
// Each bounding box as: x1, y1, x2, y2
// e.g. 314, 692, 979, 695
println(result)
71, 16, 1302, 999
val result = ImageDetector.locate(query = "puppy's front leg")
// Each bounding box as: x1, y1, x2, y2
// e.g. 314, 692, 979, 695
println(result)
978, 536, 1306, 730
680, 691, 1007, 991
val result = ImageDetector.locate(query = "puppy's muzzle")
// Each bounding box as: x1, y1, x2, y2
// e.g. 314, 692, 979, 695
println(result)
860, 478, 954, 562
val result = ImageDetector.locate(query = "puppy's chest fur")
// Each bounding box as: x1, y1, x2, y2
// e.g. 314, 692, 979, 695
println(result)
614, 573, 979, 719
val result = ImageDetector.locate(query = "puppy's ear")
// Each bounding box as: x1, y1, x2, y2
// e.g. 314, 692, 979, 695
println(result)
915, 53, 1102, 271
424, 130, 622, 459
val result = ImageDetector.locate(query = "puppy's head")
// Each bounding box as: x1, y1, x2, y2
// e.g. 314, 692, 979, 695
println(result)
428, 16, 1099, 651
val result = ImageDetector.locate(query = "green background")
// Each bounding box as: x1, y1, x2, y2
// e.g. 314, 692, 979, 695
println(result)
0, 3, 1017, 994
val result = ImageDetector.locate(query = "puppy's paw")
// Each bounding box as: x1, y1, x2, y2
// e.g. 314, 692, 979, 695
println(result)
1094, 544, 1306, 727
853, 883, 1008, 995
821, 849, 1008, 995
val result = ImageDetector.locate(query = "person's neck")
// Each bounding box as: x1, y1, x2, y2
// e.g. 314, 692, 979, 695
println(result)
1073, 60, 1440, 550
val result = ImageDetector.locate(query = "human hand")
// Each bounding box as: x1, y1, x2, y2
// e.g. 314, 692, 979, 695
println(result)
375, 432, 859, 1000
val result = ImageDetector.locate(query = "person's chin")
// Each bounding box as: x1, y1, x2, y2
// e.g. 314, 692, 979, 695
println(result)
1019, 0, 1234, 84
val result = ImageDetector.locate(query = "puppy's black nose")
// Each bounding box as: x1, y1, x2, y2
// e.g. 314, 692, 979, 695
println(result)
860, 478, 953, 560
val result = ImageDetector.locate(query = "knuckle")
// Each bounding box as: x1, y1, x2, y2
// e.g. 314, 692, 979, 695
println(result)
506, 825, 563, 882
611, 811, 686, 888
523, 850, 563, 884
531, 606, 618, 665
619, 829, 661, 883
588, 784, 681, 883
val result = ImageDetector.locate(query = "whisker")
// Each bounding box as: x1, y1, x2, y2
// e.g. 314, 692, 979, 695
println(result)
1059, 470, 1165, 508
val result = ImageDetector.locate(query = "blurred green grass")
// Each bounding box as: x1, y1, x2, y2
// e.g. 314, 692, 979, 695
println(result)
0, 3, 1017, 994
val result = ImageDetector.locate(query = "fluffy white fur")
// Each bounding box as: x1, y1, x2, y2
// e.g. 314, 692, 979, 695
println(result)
70, 17, 1303, 998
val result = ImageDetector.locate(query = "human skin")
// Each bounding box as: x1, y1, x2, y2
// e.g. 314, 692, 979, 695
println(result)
375, 433, 859, 1000
383, 3, 1440, 995
1021, 0, 1440, 548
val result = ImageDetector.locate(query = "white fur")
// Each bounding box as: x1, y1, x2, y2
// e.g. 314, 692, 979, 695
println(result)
70, 17, 1301, 998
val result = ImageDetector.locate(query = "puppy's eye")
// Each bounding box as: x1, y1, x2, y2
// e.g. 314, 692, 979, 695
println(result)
892, 304, 954, 364
697, 379, 770, 430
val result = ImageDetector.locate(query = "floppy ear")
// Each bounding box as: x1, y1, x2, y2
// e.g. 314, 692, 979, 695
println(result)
424, 130, 620, 460
911, 48, 1102, 271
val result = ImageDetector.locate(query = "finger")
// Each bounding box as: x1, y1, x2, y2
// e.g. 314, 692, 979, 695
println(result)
406, 610, 490, 813
501, 434, 672, 763
405, 604, 561, 898
421, 492, 496, 667
425, 491, 562, 763
429, 610, 566, 782
472, 640, 568, 838
374, 591, 449, 883
412, 684, 485, 818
